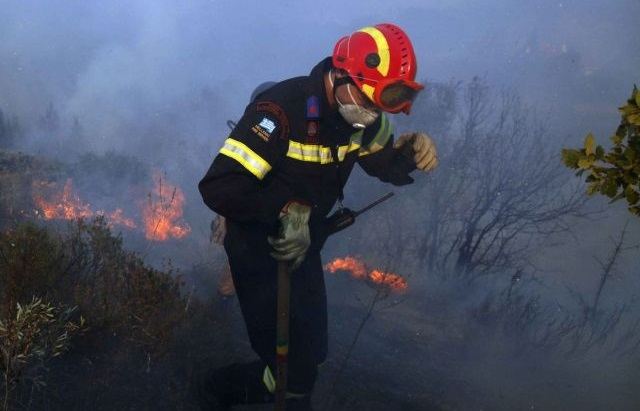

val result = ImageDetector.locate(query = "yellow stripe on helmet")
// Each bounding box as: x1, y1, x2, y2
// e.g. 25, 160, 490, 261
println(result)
362, 84, 375, 101
358, 26, 390, 77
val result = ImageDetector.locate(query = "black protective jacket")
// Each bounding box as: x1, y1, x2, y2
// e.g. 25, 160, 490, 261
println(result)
199, 57, 415, 247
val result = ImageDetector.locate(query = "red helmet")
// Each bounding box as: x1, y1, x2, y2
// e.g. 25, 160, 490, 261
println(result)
332, 23, 424, 114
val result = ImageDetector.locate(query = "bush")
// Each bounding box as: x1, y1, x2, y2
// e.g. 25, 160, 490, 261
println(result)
1, 218, 186, 353
562, 85, 640, 216
0, 218, 188, 409
0, 151, 63, 229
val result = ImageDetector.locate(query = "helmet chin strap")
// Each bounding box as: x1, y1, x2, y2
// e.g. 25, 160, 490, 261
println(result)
345, 83, 359, 106
328, 69, 378, 129
328, 69, 359, 107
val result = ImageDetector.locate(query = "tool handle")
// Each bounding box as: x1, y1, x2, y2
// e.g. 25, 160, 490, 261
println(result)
275, 261, 291, 410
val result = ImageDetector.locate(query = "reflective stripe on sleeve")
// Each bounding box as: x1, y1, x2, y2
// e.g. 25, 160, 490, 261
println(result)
219, 137, 272, 180
359, 114, 393, 157
287, 140, 334, 164
286, 140, 361, 164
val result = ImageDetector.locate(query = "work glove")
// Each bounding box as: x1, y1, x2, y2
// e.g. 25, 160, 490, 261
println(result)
393, 132, 439, 172
268, 200, 312, 270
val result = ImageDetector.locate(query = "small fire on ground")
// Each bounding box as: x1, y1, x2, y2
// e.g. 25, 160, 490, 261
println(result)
32, 171, 191, 242
143, 171, 191, 241
324, 256, 408, 293
33, 179, 136, 229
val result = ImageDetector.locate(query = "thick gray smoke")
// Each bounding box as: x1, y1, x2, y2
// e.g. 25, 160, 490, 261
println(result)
1, 0, 638, 159
1, 1, 639, 410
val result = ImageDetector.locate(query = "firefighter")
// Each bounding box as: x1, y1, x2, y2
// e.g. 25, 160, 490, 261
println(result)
197, 23, 438, 410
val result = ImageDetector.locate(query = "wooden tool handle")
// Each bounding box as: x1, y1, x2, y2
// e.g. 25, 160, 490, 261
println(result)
275, 261, 291, 410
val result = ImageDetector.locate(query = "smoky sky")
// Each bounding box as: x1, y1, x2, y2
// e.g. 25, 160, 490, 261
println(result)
1, 0, 639, 156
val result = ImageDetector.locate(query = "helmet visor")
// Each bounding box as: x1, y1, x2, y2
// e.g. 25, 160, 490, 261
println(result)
378, 81, 423, 113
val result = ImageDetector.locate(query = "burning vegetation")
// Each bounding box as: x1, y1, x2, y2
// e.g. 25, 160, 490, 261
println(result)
325, 256, 408, 293
33, 179, 136, 229
30, 171, 190, 241
142, 171, 191, 241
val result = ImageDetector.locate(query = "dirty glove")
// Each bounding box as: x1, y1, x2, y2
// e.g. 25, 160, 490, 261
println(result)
267, 200, 312, 270
393, 132, 439, 171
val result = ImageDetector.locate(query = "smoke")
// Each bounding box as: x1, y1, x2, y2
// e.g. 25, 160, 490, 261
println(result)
1, 0, 638, 159
1, 1, 640, 409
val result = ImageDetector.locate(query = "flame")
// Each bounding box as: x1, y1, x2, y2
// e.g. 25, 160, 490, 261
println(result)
34, 179, 93, 220
325, 256, 408, 293
101, 208, 137, 229
32, 173, 192, 242
33, 179, 136, 229
324, 256, 367, 279
142, 172, 191, 241
368, 269, 408, 291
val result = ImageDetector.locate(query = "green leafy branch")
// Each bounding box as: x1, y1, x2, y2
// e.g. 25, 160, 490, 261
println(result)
562, 86, 640, 216
1, 297, 86, 410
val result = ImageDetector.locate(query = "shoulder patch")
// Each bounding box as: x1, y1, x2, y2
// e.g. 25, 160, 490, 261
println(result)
259, 117, 276, 133
256, 101, 290, 140
251, 116, 275, 142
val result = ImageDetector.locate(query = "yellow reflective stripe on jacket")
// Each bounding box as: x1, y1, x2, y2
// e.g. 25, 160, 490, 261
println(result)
359, 114, 393, 157
286, 140, 361, 164
219, 138, 272, 180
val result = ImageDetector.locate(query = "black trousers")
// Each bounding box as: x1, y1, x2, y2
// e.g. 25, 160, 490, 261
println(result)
224, 220, 328, 394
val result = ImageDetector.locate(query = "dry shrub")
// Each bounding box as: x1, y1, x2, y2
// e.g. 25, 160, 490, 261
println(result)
0, 150, 63, 229
0, 218, 187, 409
67, 217, 186, 356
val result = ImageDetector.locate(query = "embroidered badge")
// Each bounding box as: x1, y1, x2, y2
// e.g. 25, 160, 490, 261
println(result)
259, 117, 276, 134
251, 116, 277, 142
256, 101, 290, 139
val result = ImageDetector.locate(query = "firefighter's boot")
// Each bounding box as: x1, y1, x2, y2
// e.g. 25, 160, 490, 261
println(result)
196, 360, 273, 410
285, 395, 314, 411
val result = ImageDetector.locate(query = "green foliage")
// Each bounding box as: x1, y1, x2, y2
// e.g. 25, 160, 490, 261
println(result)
0, 297, 85, 410
562, 86, 640, 216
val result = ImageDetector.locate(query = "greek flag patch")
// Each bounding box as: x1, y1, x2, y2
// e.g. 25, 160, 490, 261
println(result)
259, 117, 276, 134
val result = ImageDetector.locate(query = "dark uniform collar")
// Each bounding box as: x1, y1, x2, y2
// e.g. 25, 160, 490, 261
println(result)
307, 57, 337, 121
307, 57, 354, 138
